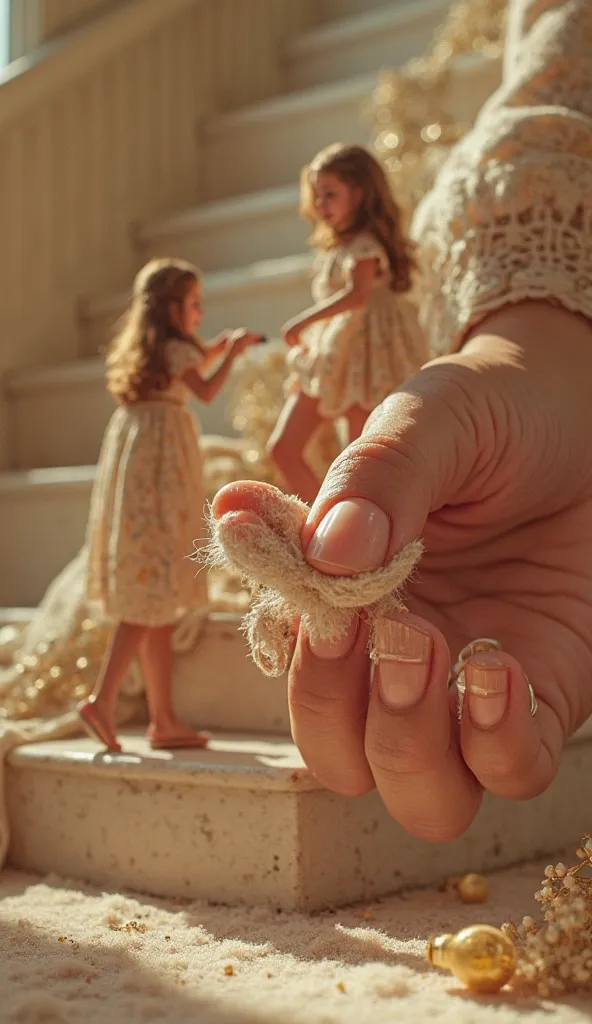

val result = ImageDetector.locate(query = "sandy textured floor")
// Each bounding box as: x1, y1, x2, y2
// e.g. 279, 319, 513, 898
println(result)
2, 857, 592, 1023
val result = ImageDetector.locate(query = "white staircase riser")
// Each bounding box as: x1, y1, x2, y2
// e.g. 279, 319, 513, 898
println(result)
286, 5, 448, 92
8, 379, 116, 471
80, 272, 311, 357
0, 479, 91, 607
202, 85, 373, 201
172, 617, 290, 735
8, 371, 238, 470
138, 200, 307, 274
202, 59, 500, 201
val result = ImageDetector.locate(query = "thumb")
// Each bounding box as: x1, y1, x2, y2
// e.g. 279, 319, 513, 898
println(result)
302, 358, 491, 575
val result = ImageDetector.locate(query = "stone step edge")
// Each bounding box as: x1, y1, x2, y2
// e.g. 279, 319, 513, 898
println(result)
6, 339, 284, 396
0, 608, 35, 626
204, 71, 378, 137
138, 184, 299, 243
0, 465, 96, 494
285, 0, 450, 61
7, 730, 317, 793
204, 52, 496, 136
7, 713, 592, 768
81, 253, 312, 321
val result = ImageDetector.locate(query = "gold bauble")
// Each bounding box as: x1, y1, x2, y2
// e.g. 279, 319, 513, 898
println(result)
427, 925, 517, 993
457, 873, 489, 904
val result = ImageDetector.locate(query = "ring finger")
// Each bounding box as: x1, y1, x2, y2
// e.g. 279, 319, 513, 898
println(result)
459, 648, 562, 799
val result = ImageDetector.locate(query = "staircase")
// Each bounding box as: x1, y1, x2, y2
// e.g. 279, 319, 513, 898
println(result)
0, 0, 501, 609
5, 0, 590, 912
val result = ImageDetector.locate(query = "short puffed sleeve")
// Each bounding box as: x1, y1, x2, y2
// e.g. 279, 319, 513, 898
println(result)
165, 339, 203, 378
342, 233, 390, 275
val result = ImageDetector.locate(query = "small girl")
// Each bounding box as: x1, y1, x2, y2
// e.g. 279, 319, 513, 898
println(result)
78, 258, 260, 752
269, 142, 427, 502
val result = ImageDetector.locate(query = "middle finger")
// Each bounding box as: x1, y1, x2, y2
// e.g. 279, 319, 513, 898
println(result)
365, 612, 483, 840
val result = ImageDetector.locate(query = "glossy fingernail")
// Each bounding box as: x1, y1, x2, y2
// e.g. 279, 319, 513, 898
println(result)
466, 655, 509, 728
374, 616, 432, 710
306, 498, 390, 576
308, 617, 359, 660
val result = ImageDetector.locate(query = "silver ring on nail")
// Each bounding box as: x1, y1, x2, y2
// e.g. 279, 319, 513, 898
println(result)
448, 637, 538, 722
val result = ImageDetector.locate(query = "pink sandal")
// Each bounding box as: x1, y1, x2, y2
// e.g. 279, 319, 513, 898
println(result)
78, 701, 122, 753
146, 725, 210, 751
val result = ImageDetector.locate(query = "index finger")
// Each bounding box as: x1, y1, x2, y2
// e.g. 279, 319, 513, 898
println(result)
289, 616, 375, 798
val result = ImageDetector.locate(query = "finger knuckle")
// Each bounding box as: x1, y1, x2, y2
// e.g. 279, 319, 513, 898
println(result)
320, 437, 425, 510
365, 732, 443, 777
289, 684, 351, 723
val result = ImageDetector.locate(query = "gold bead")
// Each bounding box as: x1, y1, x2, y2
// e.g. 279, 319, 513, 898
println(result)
426, 925, 517, 994
457, 873, 489, 904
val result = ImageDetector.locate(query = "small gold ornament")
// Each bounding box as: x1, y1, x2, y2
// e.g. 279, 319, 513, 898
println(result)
427, 925, 517, 993
457, 873, 489, 904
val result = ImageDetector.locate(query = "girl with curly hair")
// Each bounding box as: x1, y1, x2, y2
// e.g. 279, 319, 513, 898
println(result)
78, 258, 260, 752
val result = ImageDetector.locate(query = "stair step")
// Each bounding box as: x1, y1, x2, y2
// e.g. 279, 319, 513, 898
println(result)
0, 412, 283, 602
80, 254, 312, 357
0, 467, 94, 606
203, 72, 377, 199
6, 360, 115, 470
171, 613, 289, 735
0, 608, 288, 733
137, 184, 305, 274
0, 607, 34, 627
285, 0, 450, 92
202, 55, 500, 200
6, 349, 266, 468
7, 727, 592, 910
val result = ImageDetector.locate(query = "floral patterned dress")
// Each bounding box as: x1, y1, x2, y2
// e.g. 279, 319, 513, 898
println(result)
86, 340, 208, 627
286, 232, 427, 418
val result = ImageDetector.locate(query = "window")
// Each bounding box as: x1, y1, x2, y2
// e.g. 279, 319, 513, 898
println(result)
0, 0, 9, 67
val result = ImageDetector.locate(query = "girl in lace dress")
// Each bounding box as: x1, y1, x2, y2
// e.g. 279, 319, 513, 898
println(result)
78, 258, 261, 752
268, 143, 427, 502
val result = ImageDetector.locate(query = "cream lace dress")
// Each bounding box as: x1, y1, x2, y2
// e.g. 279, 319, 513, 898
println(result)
86, 339, 209, 626
286, 232, 426, 417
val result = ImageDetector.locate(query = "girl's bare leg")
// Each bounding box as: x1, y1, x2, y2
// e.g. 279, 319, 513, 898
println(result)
345, 405, 369, 444
78, 621, 146, 751
267, 391, 324, 503
138, 625, 209, 749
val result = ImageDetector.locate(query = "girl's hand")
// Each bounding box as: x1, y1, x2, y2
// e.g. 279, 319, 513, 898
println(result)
230, 328, 264, 350
209, 331, 235, 356
281, 319, 304, 347
212, 300, 592, 841
229, 329, 262, 357
231, 335, 249, 357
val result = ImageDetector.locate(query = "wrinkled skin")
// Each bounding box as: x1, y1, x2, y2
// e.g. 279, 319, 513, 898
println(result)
213, 301, 592, 841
